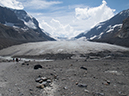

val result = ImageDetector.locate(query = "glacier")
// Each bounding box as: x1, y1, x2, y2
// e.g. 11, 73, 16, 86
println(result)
0, 41, 128, 56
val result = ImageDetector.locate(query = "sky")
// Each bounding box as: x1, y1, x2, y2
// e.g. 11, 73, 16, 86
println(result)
0, 0, 129, 38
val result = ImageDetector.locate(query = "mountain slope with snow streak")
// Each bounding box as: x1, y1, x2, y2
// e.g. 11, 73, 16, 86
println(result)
75, 9, 129, 47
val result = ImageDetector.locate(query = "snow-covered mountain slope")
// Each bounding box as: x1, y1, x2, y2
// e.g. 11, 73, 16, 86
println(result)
0, 6, 55, 49
92, 16, 129, 47
0, 41, 128, 56
0, 6, 55, 39
13, 10, 37, 29
75, 9, 129, 46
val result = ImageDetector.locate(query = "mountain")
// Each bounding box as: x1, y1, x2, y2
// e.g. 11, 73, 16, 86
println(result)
75, 9, 129, 47
117, 16, 129, 38
0, 6, 55, 49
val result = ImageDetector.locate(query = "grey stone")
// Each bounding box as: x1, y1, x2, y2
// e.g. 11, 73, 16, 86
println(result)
78, 83, 87, 88
41, 77, 47, 81
35, 78, 41, 82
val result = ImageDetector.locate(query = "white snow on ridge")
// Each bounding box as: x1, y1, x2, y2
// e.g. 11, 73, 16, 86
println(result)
95, 22, 105, 27
90, 35, 97, 40
0, 41, 128, 56
14, 10, 37, 29
97, 26, 102, 30
98, 32, 104, 39
24, 20, 37, 29
106, 24, 122, 33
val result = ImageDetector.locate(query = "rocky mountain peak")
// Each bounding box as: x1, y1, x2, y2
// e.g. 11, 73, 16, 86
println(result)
0, 6, 55, 49
0, 6, 24, 27
13, 9, 38, 29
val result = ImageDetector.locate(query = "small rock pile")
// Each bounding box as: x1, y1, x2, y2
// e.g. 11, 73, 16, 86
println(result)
35, 76, 52, 89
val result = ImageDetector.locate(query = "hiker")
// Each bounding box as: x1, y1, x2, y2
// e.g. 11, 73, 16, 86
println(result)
13, 58, 15, 62
16, 58, 19, 62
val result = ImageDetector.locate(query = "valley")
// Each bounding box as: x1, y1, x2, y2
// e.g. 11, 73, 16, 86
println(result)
0, 2, 129, 96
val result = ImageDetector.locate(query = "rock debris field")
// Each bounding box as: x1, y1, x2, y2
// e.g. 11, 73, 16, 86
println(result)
0, 41, 129, 96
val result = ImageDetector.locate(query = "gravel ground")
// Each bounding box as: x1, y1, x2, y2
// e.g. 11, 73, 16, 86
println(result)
0, 55, 129, 96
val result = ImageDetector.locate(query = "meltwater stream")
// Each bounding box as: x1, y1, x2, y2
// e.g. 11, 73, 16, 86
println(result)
0, 56, 53, 62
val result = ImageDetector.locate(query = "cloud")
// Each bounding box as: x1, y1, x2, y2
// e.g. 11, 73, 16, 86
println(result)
0, 0, 116, 39
75, 0, 115, 27
0, 0, 24, 9
39, 19, 74, 38
35, 0, 115, 39
23, 0, 62, 10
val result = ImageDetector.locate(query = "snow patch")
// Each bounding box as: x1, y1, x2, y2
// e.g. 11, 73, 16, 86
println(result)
98, 32, 104, 39
119, 12, 123, 15
106, 24, 122, 33
97, 26, 102, 30
4, 22, 14, 27
24, 20, 37, 29
95, 22, 105, 28
90, 35, 97, 40
21, 28, 29, 32
77, 37, 87, 41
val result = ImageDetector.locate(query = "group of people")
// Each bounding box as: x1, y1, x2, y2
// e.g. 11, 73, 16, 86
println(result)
13, 58, 19, 62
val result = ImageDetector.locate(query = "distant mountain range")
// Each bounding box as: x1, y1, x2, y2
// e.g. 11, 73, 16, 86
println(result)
1, 5, 129, 49
0, 6, 55, 49
75, 9, 129, 47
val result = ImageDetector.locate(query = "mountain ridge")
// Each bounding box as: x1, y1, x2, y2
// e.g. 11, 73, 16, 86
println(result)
75, 9, 129, 47
0, 6, 55, 49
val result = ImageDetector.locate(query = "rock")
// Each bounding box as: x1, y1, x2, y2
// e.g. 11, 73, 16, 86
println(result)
34, 64, 42, 69
41, 81, 48, 87
84, 89, 90, 93
94, 92, 104, 96
50, 73, 58, 79
47, 79, 52, 83
36, 84, 44, 89
19, 93, 24, 96
75, 82, 78, 85
105, 80, 110, 85
22, 63, 25, 65
80, 66, 87, 70
102, 79, 111, 85
63, 86, 68, 90
118, 92, 127, 96
36, 76, 52, 89
70, 64, 73, 66
35, 77, 41, 82
8, 89, 12, 92
29, 89, 33, 91
41, 77, 47, 81
105, 70, 122, 75
77, 83, 87, 88
39, 80, 43, 83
